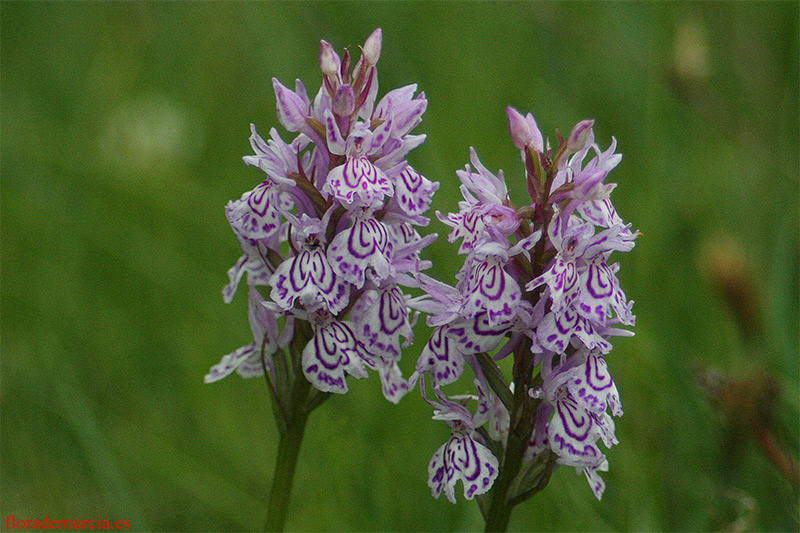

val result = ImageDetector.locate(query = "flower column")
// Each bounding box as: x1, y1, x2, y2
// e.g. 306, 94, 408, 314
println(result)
411, 108, 638, 531
205, 29, 439, 531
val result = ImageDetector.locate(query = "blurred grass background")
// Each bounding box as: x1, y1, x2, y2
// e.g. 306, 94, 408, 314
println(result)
2, 2, 798, 531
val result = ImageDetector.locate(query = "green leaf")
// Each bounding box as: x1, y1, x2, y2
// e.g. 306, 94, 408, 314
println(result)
475, 352, 514, 412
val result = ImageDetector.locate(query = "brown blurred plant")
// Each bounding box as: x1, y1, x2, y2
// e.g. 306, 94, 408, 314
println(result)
696, 235, 799, 492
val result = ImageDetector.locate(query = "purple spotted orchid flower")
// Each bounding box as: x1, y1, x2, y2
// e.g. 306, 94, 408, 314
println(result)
208, 27, 638, 529
207, 28, 436, 407
425, 384, 500, 504
413, 106, 637, 513
526, 346, 621, 500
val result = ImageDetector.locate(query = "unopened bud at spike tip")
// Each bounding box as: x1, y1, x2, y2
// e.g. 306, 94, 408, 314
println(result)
363, 28, 382, 65
507, 106, 534, 150
319, 40, 339, 77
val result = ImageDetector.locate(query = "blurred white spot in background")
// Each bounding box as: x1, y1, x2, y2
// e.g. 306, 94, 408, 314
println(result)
670, 14, 711, 100
98, 93, 204, 179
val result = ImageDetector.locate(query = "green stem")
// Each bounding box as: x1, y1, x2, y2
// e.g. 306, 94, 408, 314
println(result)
264, 321, 314, 532
483, 338, 536, 532
483, 429, 528, 532
263, 377, 311, 532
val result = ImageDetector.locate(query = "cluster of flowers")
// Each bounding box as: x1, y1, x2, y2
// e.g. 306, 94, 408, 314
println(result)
207, 28, 638, 509
410, 108, 637, 502
205, 29, 439, 404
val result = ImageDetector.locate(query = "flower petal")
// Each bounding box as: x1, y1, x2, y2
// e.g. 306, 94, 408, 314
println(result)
415, 326, 465, 387
575, 258, 615, 325
269, 249, 350, 313
272, 77, 308, 132
429, 434, 499, 504
446, 312, 510, 355
460, 259, 521, 325
427, 441, 455, 503
302, 320, 369, 394
548, 391, 605, 467
327, 216, 393, 288
538, 308, 579, 354
528, 256, 580, 314
226, 183, 287, 242
325, 157, 393, 209
450, 435, 499, 501
354, 286, 412, 360
374, 356, 411, 404
573, 352, 621, 414
395, 166, 439, 217
437, 206, 485, 254
323, 109, 346, 155
205, 344, 256, 383
583, 460, 609, 500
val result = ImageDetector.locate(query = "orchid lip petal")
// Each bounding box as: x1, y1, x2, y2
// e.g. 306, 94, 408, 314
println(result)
327, 215, 394, 288
324, 158, 393, 209
302, 319, 369, 394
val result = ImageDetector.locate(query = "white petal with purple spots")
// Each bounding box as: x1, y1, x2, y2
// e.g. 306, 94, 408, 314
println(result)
428, 433, 498, 504
325, 157, 393, 209
446, 312, 511, 355
353, 286, 413, 361
583, 461, 609, 500
547, 390, 606, 468
395, 166, 439, 216
438, 206, 486, 254
574, 257, 615, 325
205, 344, 258, 383
269, 248, 350, 313
327, 216, 393, 288
460, 259, 521, 325
206, 288, 277, 382
538, 307, 612, 355
415, 326, 465, 387
302, 320, 369, 394
227, 182, 290, 242
373, 356, 411, 404
567, 351, 622, 417
528, 256, 581, 314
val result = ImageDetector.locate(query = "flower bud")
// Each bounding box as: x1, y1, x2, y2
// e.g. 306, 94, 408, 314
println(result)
566, 119, 594, 153
319, 40, 340, 77
525, 113, 544, 153
507, 106, 533, 150
363, 28, 382, 65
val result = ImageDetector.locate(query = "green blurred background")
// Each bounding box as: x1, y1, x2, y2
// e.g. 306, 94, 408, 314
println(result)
2, 2, 798, 531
